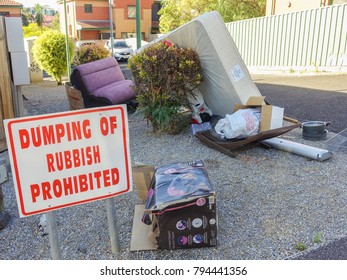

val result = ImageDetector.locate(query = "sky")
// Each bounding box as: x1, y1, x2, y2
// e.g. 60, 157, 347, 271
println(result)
17, 0, 59, 9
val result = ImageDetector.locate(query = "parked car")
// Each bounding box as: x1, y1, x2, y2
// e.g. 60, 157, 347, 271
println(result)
75, 40, 96, 48
104, 39, 133, 61
124, 38, 149, 52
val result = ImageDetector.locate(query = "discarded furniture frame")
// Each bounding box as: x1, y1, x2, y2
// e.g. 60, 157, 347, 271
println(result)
195, 116, 301, 157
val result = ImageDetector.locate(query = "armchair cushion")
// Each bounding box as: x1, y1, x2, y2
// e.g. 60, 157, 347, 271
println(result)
70, 57, 136, 108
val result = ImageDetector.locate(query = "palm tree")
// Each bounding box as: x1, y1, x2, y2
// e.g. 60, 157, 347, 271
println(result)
21, 8, 34, 26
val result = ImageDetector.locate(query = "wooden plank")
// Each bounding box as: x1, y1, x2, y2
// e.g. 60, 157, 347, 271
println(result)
0, 16, 15, 152
0, 17, 15, 120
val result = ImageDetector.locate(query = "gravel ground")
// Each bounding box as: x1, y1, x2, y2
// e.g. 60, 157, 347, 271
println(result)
0, 79, 346, 260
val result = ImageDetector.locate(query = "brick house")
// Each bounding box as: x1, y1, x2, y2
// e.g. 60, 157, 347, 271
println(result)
58, 0, 160, 41
0, 0, 22, 17
266, 0, 334, 15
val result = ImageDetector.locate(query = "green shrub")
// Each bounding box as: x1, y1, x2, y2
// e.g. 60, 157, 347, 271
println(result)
313, 232, 323, 243
32, 30, 74, 85
73, 42, 110, 66
128, 41, 202, 134
22, 23, 49, 38
294, 242, 307, 251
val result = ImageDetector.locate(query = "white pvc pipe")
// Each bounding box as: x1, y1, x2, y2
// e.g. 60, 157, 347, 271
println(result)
260, 137, 333, 162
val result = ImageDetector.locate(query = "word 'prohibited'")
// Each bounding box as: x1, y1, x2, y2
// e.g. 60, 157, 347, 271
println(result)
4, 105, 132, 217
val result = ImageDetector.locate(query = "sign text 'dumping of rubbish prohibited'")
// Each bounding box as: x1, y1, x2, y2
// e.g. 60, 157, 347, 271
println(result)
4, 105, 132, 217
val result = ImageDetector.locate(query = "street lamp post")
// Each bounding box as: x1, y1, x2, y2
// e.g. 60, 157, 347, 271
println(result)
136, 0, 141, 49
63, 0, 71, 79
109, 0, 114, 57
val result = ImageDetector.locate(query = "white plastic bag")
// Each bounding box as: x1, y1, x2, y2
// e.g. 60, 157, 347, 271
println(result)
215, 108, 261, 139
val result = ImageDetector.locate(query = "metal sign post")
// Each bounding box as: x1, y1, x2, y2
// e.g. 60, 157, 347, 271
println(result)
105, 198, 120, 253
46, 211, 62, 259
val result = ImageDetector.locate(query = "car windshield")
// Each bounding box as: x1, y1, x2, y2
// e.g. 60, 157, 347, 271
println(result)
114, 41, 128, 48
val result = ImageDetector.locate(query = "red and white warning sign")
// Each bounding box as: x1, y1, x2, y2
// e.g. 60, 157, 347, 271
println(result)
4, 105, 132, 217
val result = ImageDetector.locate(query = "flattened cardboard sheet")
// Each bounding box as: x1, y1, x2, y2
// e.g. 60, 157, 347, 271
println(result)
130, 205, 157, 251
132, 165, 154, 200
261, 105, 284, 131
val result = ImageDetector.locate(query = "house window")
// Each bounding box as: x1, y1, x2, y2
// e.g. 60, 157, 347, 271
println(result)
84, 4, 92, 13
127, 6, 136, 19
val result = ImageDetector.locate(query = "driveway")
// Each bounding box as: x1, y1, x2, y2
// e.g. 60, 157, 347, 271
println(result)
252, 73, 347, 134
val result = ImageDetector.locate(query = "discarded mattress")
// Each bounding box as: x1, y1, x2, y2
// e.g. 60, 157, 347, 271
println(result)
148, 11, 262, 116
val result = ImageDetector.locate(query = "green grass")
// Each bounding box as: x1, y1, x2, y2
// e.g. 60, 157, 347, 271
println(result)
295, 242, 307, 251
313, 232, 323, 244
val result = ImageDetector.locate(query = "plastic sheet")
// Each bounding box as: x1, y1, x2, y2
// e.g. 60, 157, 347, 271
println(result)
142, 161, 215, 225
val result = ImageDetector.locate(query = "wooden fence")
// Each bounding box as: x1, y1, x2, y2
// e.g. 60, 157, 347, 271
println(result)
0, 16, 15, 152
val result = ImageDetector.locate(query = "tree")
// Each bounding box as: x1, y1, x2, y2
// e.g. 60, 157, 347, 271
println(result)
158, 0, 266, 33
21, 8, 34, 26
50, 12, 60, 31
159, 0, 216, 33
215, 0, 266, 22
32, 30, 75, 85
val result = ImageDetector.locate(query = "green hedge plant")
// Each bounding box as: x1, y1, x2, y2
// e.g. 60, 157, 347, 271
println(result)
32, 30, 74, 85
128, 41, 203, 134
73, 42, 110, 66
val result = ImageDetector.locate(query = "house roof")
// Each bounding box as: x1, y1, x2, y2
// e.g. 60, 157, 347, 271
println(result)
76, 20, 113, 30
43, 15, 54, 26
0, 0, 23, 7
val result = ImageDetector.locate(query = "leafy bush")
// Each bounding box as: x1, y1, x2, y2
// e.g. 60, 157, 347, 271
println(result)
73, 42, 110, 66
128, 41, 202, 134
22, 23, 49, 38
32, 30, 74, 85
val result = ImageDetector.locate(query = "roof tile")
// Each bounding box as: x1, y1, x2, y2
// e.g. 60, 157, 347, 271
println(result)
77, 20, 113, 30
0, 0, 23, 6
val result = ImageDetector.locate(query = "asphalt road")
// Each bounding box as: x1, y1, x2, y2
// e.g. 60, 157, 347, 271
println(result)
252, 73, 347, 134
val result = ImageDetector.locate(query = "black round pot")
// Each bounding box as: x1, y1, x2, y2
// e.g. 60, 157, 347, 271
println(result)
301, 121, 329, 140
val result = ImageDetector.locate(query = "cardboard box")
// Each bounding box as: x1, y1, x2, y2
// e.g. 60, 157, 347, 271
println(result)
149, 195, 217, 250
132, 164, 154, 201
65, 82, 85, 110
234, 96, 284, 132
130, 161, 217, 251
